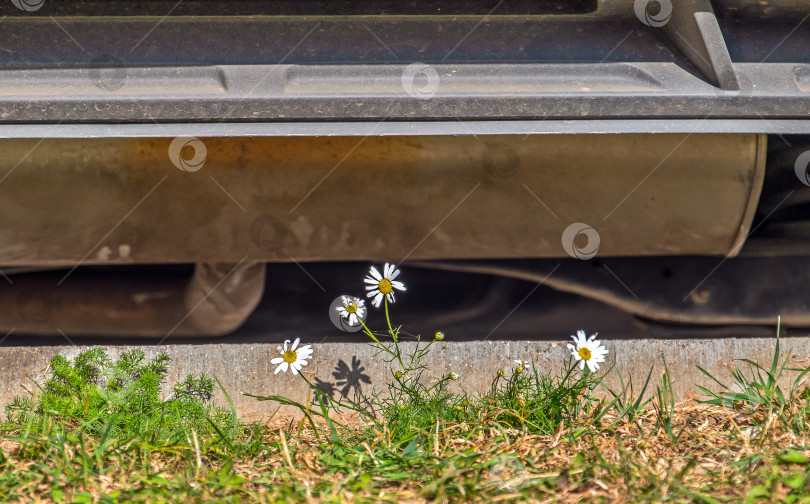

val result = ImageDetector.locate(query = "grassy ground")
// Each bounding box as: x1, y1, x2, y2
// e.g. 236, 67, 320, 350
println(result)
2, 344, 810, 503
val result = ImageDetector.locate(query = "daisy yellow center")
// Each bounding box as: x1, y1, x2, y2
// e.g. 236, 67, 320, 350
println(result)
378, 278, 393, 295
578, 347, 592, 361
283, 350, 297, 363
345, 302, 358, 314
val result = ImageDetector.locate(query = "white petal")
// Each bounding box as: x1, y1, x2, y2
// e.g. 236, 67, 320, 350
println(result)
579, 359, 586, 370
364, 276, 379, 286
566, 344, 576, 352
383, 263, 392, 279
368, 266, 382, 281
390, 267, 401, 280
277, 345, 283, 353
270, 357, 284, 364
371, 293, 383, 307
386, 292, 396, 303
283, 340, 291, 351
291, 365, 299, 376
391, 281, 406, 292
275, 362, 288, 374
291, 338, 300, 351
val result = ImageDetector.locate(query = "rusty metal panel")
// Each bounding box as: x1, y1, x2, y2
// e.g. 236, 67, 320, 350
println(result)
0, 134, 764, 265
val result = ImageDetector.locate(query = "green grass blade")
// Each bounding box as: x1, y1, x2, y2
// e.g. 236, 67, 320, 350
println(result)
215, 377, 238, 441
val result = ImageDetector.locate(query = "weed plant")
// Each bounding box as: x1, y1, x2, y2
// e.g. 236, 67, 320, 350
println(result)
4, 348, 234, 442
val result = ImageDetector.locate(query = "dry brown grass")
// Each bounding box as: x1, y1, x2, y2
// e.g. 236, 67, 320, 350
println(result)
196, 402, 810, 502
3, 400, 810, 503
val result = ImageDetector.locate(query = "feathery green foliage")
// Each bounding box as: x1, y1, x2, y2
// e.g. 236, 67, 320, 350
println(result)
5, 348, 233, 441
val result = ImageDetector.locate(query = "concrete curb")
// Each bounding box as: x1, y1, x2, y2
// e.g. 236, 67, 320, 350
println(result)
0, 336, 803, 422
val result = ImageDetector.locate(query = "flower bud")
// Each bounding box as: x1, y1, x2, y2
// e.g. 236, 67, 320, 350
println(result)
496, 369, 505, 377
434, 331, 445, 341
395, 371, 403, 379
448, 371, 459, 381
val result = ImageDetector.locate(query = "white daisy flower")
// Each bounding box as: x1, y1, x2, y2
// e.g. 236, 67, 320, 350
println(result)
513, 359, 529, 374
567, 330, 608, 373
271, 338, 313, 375
336, 296, 366, 327
364, 263, 406, 308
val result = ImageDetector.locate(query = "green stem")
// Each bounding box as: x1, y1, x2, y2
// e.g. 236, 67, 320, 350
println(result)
415, 340, 436, 360
422, 377, 450, 396
384, 298, 394, 339
357, 318, 397, 358
384, 299, 407, 373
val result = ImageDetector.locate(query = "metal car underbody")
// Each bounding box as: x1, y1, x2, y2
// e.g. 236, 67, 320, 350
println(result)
1, 0, 809, 341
